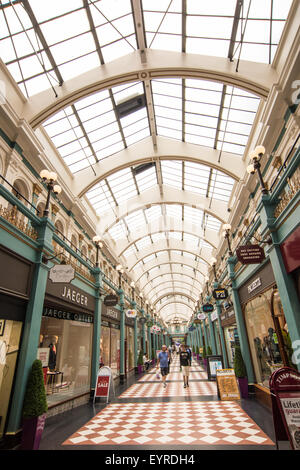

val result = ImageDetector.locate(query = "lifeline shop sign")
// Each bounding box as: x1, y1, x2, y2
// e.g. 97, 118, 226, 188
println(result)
104, 294, 118, 306
270, 367, 300, 450
236, 244, 265, 264
202, 303, 214, 313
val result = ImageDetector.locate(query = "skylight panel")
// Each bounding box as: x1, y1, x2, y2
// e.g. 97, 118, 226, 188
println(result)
108, 220, 128, 241
151, 232, 166, 243
86, 181, 116, 214
136, 236, 151, 250
125, 210, 146, 232
166, 205, 182, 219
135, 167, 157, 193
161, 161, 182, 189
123, 245, 137, 258
29, 0, 84, 22
184, 206, 204, 225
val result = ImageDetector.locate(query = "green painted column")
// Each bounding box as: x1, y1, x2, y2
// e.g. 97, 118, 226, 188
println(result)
216, 301, 228, 368
6, 218, 55, 433
132, 302, 138, 370
147, 316, 151, 357
91, 268, 103, 391
228, 256, 255, 382
208, 313, 217, 355
258, 195, 300, 372
119, 288, 125, 384
197, 323, 203, 348
202, 320, 208, 349
141, 309, 146, 353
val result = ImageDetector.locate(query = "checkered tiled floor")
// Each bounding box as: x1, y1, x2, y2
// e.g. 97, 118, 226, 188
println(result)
62, 356, 274, 448
62, 401, 274, 446
119, 381, 218, 398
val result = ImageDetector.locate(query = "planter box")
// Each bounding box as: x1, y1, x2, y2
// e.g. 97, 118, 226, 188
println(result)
137, 364, 144, 374
21, 413, 46, 450
196, 354, 200, 361
203, 358, 207, 369
238, 377, 249, 398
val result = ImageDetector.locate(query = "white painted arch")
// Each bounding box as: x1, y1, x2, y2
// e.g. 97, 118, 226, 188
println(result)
154, 292, 197, 307
75, 137, 243, 198
26, 49, 274, 129
139, 270, 203, 292
126, 239, 212, 271
99, 186, 229, 234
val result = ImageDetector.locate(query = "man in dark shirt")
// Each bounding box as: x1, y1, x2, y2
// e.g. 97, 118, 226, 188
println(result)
179, 344, 191, 388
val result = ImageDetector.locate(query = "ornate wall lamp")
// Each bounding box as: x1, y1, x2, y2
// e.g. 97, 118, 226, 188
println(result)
222, 223, 233, 256
40, 169, 61, 217
116, 264, 124, 289
247, 145, 268, 194
92, 235, 103, 267
210, 257, 218, 282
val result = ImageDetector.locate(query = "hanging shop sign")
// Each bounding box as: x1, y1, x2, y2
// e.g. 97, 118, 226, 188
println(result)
236, 244, 265, 264
270, 367, 300, 450
216, 369, 241, 401
126, 309, 137, 319
212, 288, 228, 300
196, 313, 206, 321
247, 277, 262, 294
49, 264, 75, 284
104, 294, 118, 306
139, 316, 147, 325
202, 303, 214, 313
210, 311, 218, 322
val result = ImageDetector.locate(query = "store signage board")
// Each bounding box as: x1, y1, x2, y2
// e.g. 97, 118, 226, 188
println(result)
247, 277, 262, 294
270, 367, 300, 450
49, 264, 75, 283
216, 369, 241, 401
104, 294, 118, 306
197, 313, 206, 320
126, 309, 137, 318
206, 355, 224, 381
236, 244, 265, 264
202, 303, 214, 313
210, 311, 218, 322
93, 366, 115, 404
212, 288, 228, 300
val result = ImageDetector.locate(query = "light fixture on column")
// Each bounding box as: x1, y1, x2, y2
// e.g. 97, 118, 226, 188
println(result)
116, 264, 124, 289
247, 145, 268, 194
205, 276, 209, 295
40, 169, 62, 217
92, 235, 103, 267
210, 257, 218, 282
222, 223, 233, 256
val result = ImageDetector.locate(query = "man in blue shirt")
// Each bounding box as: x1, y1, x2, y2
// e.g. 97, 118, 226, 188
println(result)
156, 345, 169, 388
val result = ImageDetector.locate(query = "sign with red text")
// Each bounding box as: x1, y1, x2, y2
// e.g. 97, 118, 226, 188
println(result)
270, 367, 300, 450
93, 366, 114, 404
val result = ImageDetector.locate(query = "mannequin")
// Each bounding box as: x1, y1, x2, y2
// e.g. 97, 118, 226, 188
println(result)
48, 335, 58, 371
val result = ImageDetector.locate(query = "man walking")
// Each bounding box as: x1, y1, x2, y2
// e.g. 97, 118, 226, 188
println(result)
179, 344, 191, 388
156, 344, 169, 388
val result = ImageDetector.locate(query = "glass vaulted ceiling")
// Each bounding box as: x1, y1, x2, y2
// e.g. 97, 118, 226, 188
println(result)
0, 0, 294, 324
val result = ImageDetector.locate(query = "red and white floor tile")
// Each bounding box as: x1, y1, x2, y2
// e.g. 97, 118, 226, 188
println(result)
62, 401, 274, 447
138, 371, 208, 382
119, 381, 218, 398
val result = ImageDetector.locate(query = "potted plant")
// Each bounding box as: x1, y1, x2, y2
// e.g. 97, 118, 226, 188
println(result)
207, 345, 212, 356
21, 359, 48, 450
202, 346, 207, 369
234, 345, 248, 398
137, 350, 144, 374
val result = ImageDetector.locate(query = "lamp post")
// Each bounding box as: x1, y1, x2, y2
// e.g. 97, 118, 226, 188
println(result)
210, 257, 218, 283
247, 145, 268, 194
40, 170, 62, 217
222, 223, 233, 256
116, 264, 124, 289
92, 236, 103, 267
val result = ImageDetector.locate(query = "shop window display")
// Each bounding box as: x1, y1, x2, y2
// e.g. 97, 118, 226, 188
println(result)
100, 324, 120, 378
39, 316, 93, 406
244, 288, 293, 388
0, 319, 22, 438
126, 326, 134, 372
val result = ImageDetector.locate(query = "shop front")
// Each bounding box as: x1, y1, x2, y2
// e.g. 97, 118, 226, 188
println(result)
100, 305, 120, 379
125, 316, 135, 374
211, 311, 222, 355
40, 280, 95, 409
239, 262, 296, 406
0, 245, 34, 442
220, 302, 238, 368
